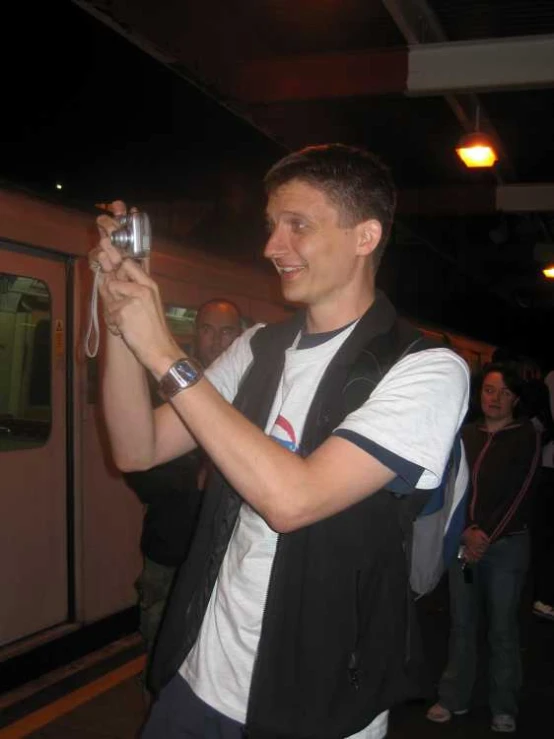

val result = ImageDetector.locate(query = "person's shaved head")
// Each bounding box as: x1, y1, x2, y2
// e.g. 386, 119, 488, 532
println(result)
195, 299, 242, 367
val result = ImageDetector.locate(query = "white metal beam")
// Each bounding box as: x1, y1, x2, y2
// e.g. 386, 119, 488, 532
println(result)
408, 34, 554, 95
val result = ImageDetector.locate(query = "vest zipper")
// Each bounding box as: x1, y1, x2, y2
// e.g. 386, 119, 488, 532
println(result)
348, 568, 362, 690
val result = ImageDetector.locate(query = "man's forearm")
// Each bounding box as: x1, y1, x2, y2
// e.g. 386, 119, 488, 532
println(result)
161, 374, 394, 533
102, 331, 156, 470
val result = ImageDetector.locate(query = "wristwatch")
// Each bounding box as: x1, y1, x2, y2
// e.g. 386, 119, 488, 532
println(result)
158, 357, 204, 401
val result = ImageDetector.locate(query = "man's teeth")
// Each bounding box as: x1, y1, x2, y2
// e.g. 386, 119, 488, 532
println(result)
279, 266, 304, 273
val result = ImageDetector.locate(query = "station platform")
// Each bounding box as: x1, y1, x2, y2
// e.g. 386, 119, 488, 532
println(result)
1, 580, 553, 738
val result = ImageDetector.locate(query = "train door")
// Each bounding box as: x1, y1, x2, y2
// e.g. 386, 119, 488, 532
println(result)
0, 245, 69, 647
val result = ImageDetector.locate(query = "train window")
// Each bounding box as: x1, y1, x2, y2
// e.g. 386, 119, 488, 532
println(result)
165, 305, 196, 354
0, 273, 52, 450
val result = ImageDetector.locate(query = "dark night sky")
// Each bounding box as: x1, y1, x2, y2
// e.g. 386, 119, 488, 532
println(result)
1, 2, 284, 208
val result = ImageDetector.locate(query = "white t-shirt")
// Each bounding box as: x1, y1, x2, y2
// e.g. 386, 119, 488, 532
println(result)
180, 322, 470, 738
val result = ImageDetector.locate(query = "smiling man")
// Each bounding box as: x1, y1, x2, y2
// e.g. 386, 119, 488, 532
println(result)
92, 144, 470, 739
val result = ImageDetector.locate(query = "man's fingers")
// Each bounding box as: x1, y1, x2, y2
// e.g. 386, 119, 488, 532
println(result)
97, 251, 114, 274
110, 200, 127, 217
96, 213, 120, 237
102, 277, 137, 301
96, 200, 127, 237
117, 257, 155, 287
90, 240, 124, 274
96, 200, 127, 217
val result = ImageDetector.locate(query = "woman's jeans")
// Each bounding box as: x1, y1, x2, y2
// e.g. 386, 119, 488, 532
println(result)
438, 532, 530, 717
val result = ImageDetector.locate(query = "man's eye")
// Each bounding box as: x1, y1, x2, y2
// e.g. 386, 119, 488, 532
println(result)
290, 219, 307, 233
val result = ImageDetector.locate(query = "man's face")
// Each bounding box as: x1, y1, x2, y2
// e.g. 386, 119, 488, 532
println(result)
263, 179, 370, 309
195, 303, 241, 367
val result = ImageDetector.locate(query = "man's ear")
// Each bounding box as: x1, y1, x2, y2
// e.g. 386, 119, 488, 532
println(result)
355, 219, 382, 257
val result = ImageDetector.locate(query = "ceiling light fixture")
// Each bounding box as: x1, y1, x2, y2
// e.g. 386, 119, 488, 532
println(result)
456, 104, 498, 169
543, 265, 554, 279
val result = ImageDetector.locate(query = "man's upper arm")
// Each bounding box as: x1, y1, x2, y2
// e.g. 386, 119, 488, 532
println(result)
279, 348, 470, 531
333, 348, 470, 492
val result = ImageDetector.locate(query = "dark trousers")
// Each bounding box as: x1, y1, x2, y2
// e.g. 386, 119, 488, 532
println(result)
141, 674, 244, 739
532, 468, 554, 605
438, 532, 530, 717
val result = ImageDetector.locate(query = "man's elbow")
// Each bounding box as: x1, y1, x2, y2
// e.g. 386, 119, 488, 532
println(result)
264, 499, 312, 534
112, 451, 154, 474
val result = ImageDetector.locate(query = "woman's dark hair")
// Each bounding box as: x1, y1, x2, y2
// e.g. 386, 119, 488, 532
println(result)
480, 361, 525, 398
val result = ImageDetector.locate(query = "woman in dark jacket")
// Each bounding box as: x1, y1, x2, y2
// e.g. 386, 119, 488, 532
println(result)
427, 362, 541, 734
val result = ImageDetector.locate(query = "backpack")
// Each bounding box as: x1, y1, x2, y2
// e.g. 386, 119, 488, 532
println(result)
404, 432, 469, 597
342, 320, 469, 598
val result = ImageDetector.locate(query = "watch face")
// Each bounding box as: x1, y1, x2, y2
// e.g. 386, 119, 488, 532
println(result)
174, 359, 199, 383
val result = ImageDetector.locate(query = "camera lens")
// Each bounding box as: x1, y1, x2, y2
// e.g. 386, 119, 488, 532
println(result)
110, 229, 130, 249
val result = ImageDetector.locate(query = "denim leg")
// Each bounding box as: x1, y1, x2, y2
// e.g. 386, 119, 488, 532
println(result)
438, 557, 479, 711
481, 533, 529, 717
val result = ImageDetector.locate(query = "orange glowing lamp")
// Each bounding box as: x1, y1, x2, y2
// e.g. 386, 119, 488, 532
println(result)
456, 132, 498, 168
543, 265, 554, 279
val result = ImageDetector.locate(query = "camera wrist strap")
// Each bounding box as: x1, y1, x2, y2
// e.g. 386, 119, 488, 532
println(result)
84, 265, 101, 358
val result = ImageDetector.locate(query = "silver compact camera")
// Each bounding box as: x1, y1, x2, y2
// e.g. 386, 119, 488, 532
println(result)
110, 211, 152, 259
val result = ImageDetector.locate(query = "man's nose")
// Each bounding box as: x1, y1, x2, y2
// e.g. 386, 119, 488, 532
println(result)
264, 225, 288, 260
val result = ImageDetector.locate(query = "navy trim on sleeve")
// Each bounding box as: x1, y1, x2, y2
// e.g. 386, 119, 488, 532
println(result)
333, 429, 425, 493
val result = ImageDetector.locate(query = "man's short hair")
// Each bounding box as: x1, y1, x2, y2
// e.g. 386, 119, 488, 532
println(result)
264, 143, 397, 270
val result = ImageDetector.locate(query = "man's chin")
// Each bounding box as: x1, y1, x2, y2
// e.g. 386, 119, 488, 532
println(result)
281, 282, 306, 303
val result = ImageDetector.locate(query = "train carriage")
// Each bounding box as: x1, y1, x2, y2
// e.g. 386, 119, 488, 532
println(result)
0, 187, 495, 667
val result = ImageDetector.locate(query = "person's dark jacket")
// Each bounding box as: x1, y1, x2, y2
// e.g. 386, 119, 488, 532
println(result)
149, 294, 439, 739
124, 452, 203, 566
463, 419, 540, 541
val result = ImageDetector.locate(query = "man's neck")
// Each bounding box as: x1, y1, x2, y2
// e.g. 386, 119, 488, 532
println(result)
304, 286, 376, 334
